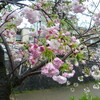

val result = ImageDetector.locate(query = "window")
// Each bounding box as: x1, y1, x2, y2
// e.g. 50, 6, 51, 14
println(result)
16, 29, 22, 41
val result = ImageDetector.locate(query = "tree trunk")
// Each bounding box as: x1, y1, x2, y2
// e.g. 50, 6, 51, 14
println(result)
0, 45, 11, 100
0, 80, 11, 100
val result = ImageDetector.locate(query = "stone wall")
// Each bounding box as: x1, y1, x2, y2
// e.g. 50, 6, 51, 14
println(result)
5, 60, 99, 92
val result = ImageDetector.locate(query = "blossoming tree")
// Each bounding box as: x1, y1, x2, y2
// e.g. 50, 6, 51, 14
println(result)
0, 0, 100, 99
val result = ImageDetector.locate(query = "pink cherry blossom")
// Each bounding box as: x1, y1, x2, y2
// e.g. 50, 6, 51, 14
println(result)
93, 13, 100, 26
41, 63, 59, 77
62, 70, 75, 78
46, 35, 51, 39
40, 46, 45, 52
73, 5, 86, 13
52, 75, 67, 84
29, 43, 34, 47
2, 11, 18, 21
71, 36, 76, 42
32, 51, 41, 58
29, 45, 41, 58
69, 65, 73, 70
14, 58, 22, 61
62, 33, 65, 37
47, 39, 60, 50
22, 7, 40, 24
34, 6, 38, 10
73, 50, 79, 54
17, 49, 24, 57
65, 32, 71, 36
13, 16, 23, 26
75, 61, 79, 67
53, 57, 64, 68
29, 56, 36, 64
76, 39, 80, 44
34, 44, 38, 49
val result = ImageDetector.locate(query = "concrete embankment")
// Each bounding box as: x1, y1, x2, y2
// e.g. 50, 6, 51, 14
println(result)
11, 83, 100, 100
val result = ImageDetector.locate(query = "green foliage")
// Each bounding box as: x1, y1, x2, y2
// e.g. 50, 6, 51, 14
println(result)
5, 22, 16, 30
83, 67, 91, 76
72, 43, 79, 49
70, 96, 75, 100
51, 14, 58, 19
65, 1, 71, 5
79, 0, 84, 4
47, 21, 55, 27
42, 47, 55, 60
64, 36, 71, 42
40, 38, 46, 43
76, 53, 85, 61
61, 63, 70, 72
61, 19, 67, 27
31, 28, 35, 32
70, 93, 100, 100
42, 2, 52, 8
5, 4, 12, 11
23, 44, 29, 50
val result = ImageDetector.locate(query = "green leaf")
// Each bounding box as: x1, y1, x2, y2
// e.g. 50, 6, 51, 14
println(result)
5, 22, 16, 30
31, 28, 35, 32
64, 36, 71, 42
72, 43, 78, 49
70, 96, 75, 100
65, 1, 71, 5
51, 14, 58, 19
61, 19, 67, 27
76, 53, 85, 60
61, 63, 70, 72
47, 21, 55, 27
42, 48, 55, 60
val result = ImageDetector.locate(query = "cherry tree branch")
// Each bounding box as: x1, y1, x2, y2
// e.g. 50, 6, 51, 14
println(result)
80, 37, 99, 44
87, 39, 100, 47
20, 71, 41, 82
0, 34, 15, 76
9, 59, 27, 76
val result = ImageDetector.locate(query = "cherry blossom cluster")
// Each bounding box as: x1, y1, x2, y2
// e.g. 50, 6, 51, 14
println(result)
41, 57, 75, 84
16, 43, 46, 65
2, 30, 16, 38
34, 0, 86, 14
22, 7, 41, 24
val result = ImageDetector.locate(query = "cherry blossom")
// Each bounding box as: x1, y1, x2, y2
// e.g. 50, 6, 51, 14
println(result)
22, 7, 40, 24
47, 39, 60, 50
62, 70, 75, 78
40, 46, 45, 52
71, 36, 77, 42
41, 63, 59, 77
2, 11, 18, 21
52, 75, 67, 84
93, 13, 100, 26
73, 5, 86, 13
91, 71, 100, 80
52, 57, 64, 69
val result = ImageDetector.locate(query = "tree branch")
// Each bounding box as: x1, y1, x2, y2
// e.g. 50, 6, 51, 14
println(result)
0, 34, 15, 76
